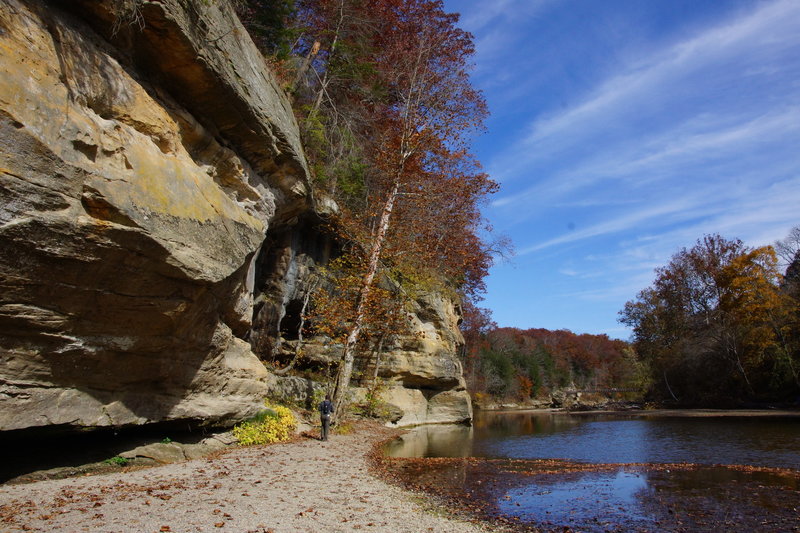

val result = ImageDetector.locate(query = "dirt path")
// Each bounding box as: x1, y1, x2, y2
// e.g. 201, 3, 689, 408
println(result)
0, 425, 489, 533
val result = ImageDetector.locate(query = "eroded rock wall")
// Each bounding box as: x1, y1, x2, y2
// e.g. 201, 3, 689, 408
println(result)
0, 0, 309, 430
372, 291, 472, 427
377, 292, 473, 427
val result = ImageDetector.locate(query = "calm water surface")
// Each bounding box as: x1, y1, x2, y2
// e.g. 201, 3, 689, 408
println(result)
388, 410, 800, 467
386, 411, 800, 532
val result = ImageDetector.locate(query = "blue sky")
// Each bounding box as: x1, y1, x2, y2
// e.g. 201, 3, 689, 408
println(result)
442, 0, 800, 339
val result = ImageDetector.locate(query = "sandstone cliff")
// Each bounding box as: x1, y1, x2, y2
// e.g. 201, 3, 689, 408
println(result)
0, 0, 470, 432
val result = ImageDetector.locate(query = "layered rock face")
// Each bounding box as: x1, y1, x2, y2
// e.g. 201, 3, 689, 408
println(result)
0, 0, 470, 432
0, 0, 308, 430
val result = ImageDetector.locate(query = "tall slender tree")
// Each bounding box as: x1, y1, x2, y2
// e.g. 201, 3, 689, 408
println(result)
325, 0, 491, 421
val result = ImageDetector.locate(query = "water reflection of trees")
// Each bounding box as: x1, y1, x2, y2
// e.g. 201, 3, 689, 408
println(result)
473, 411, 582, 438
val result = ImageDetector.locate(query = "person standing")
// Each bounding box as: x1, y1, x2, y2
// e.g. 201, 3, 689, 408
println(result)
319, 394, 334, 441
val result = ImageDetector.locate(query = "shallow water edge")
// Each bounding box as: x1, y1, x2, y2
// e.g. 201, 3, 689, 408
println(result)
377, 410, 800, 532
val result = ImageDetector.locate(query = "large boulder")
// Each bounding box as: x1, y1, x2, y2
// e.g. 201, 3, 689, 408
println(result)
378, 292, 473, 426
381, 387, 472, 427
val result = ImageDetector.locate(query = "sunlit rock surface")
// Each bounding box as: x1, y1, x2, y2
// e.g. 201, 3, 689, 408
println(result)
0, 0, 307, 430
378, 292, 472, 426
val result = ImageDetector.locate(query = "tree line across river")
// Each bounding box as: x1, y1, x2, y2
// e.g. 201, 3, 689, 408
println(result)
463, 227, 800, 408
461, 324, 644, 405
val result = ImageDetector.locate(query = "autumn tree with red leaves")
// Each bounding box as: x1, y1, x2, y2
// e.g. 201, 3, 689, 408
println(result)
320, 0, 494, 421
460, 300, 496, 387
238, 0, 500, 421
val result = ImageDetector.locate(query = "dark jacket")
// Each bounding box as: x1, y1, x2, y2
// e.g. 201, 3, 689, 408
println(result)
319, 399, 334, 417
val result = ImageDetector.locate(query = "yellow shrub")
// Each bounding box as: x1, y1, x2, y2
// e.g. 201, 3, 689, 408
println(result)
232, 403, 297, 446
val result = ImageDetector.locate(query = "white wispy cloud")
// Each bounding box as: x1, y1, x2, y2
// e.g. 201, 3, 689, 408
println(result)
611, 109, 800, 176
520, 169, 799, 259
487, 0, 800, 200
517, 193, 710, 255
493, 105, 800, 208
522, 0, 800, 146
589, 176, 800, 300
457, 0, 514, 31
658, 177, 800, 248
459, 0, 553, 37
546, 176, 800, 311
457, 0, 557, 84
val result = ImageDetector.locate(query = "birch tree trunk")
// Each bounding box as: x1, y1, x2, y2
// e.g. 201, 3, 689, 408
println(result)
330, 181, 400, 424
371, 333, 386, 387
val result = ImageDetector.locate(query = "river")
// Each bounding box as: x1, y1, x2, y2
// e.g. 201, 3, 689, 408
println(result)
384, 410, 800, 532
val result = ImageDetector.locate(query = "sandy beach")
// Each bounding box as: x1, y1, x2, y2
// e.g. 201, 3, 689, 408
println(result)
0, 424, 488, 533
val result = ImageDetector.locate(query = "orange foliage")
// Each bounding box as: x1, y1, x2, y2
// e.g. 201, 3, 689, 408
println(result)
621, 234, 800, 404
287, 0, 500, 415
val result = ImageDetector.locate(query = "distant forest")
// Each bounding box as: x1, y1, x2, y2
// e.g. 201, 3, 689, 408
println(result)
461, 322, 644, 404
463, 227, 800, 408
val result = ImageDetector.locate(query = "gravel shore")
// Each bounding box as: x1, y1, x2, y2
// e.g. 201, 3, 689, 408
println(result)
0, 424, 488, 533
